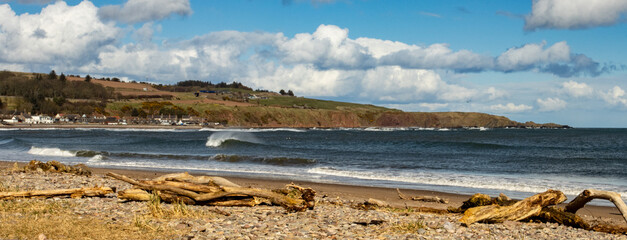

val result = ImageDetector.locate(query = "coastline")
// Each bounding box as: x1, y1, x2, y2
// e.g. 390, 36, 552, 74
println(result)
1, 160, 624, 225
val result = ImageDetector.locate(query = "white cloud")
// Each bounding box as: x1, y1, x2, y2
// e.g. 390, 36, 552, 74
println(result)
561, 81, 594, 97
418, 11, 441, 18
0, 0, 54, 4
98, 0, 192, 24
0, 2, 613, 112
0, 1, 119, 68
361, 66, 448, 102
277, 24, 375, 70
525, 0, 627, 30
602, 86, 627, 106
418, 103, 449, 111
496, 41, 570, 71
242, 64, 358, 97
537, 97, 567, 112
376, 42, 495, 72
490, 103, 533, 113
485, 87, 507, 100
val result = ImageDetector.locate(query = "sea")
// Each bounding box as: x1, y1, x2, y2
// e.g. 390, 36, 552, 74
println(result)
1, 127, 625, 205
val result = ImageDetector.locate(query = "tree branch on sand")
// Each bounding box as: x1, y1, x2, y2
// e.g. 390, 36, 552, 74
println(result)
456, 189, 627, 234
107, 172, 316, 212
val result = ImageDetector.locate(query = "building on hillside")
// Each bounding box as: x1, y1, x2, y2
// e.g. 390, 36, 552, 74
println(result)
55, 114, 81, 123
153, 115, 178, 125
25, 115, 54, 124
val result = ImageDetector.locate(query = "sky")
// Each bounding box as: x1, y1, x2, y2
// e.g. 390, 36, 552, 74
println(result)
0, 0, 626, 127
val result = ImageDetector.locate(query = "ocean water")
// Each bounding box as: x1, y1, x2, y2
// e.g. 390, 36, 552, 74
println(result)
1, 127, 625, 205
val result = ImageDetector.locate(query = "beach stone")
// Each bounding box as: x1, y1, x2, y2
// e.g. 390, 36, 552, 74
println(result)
364, 198, 389, 207
442, 221, 455, 233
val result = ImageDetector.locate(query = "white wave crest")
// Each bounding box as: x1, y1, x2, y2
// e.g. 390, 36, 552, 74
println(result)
0, 138, 14, 145
205, 132, 261, 147
307, 167, 627, 203
364, 127, 409, 131
27, 147, 76, 157
88, 154, 105, 162
200, 128, 306, 133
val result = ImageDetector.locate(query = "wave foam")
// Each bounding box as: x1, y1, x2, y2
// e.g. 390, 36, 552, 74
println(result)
27, 147, 75, 157
200, 128, 306, 133
206, 132, 261, 147
88, 154, 105, 162
307, 167, 627, 200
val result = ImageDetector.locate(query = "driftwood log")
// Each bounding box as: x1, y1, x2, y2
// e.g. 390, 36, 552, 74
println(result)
0, 187, 113, 200
396, 188, 448, 204
565, 189, 627, 223
458, 189, 627, 232
107, 172, 316, 212
459, 189, 567, 226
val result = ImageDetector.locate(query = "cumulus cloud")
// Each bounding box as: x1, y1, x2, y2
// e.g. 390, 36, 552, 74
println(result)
490, 103, 533, 113
602, 86, 627, 107
354, 38, 603, 77
0, 2, 614, 111
537, 97, 567, 112
485, 87, 507, 100
525, 0, 627, 30
0, 0, 54, 4
496, 41, 603, 77
561, 81, 594, 97
277, 25, 376, 70
496, 41, 570, 71
98, 0, 192, 24
0, 1, 119, 68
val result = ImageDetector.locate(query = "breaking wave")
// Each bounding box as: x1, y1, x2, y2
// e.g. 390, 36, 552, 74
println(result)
88, 154, 106, 162
200, 128, 306, 133
27, 147, 75, 157
205, 132, 261, 147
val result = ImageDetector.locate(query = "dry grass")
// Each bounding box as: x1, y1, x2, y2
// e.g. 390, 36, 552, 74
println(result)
389, 220, 425, 233
0, 194, 217, 240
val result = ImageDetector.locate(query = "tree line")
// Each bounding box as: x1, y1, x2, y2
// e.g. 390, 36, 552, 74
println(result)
154, 80, 253, 92
0, 71, 115, 115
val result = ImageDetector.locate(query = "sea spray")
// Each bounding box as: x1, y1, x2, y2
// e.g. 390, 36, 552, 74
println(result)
205, 132, 261, 147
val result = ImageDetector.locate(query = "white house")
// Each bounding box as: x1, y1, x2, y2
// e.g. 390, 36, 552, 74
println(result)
26, 115, 54, 124
1, 116, 19, 124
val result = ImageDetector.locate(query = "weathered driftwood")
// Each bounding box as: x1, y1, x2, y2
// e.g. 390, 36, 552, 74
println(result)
118, 188, 197, 205
532, 206, 590, 229
459, 189, 567, 226
396, 188, 448, 204
152, 172, 241, 188
140, 180, 221, 193
108, 172, 316, 212
565, 189, 627, 224
0, 187, 113, 200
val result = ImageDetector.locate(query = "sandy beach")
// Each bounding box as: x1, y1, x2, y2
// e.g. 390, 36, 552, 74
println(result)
1, 160, 625, 239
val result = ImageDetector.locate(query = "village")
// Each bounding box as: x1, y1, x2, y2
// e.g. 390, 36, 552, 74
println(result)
0, 112, 209, 126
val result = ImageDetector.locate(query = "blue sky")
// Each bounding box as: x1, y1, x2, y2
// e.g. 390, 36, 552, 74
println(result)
1, 0, 626, 127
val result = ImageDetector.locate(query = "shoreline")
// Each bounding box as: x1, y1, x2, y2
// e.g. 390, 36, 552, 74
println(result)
1, 160, 624, 225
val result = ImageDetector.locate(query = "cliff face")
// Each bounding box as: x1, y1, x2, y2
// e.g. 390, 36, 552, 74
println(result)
208, 107, 567, 128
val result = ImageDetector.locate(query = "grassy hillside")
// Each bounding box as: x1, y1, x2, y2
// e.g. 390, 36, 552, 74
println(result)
0, 71, 567, 128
